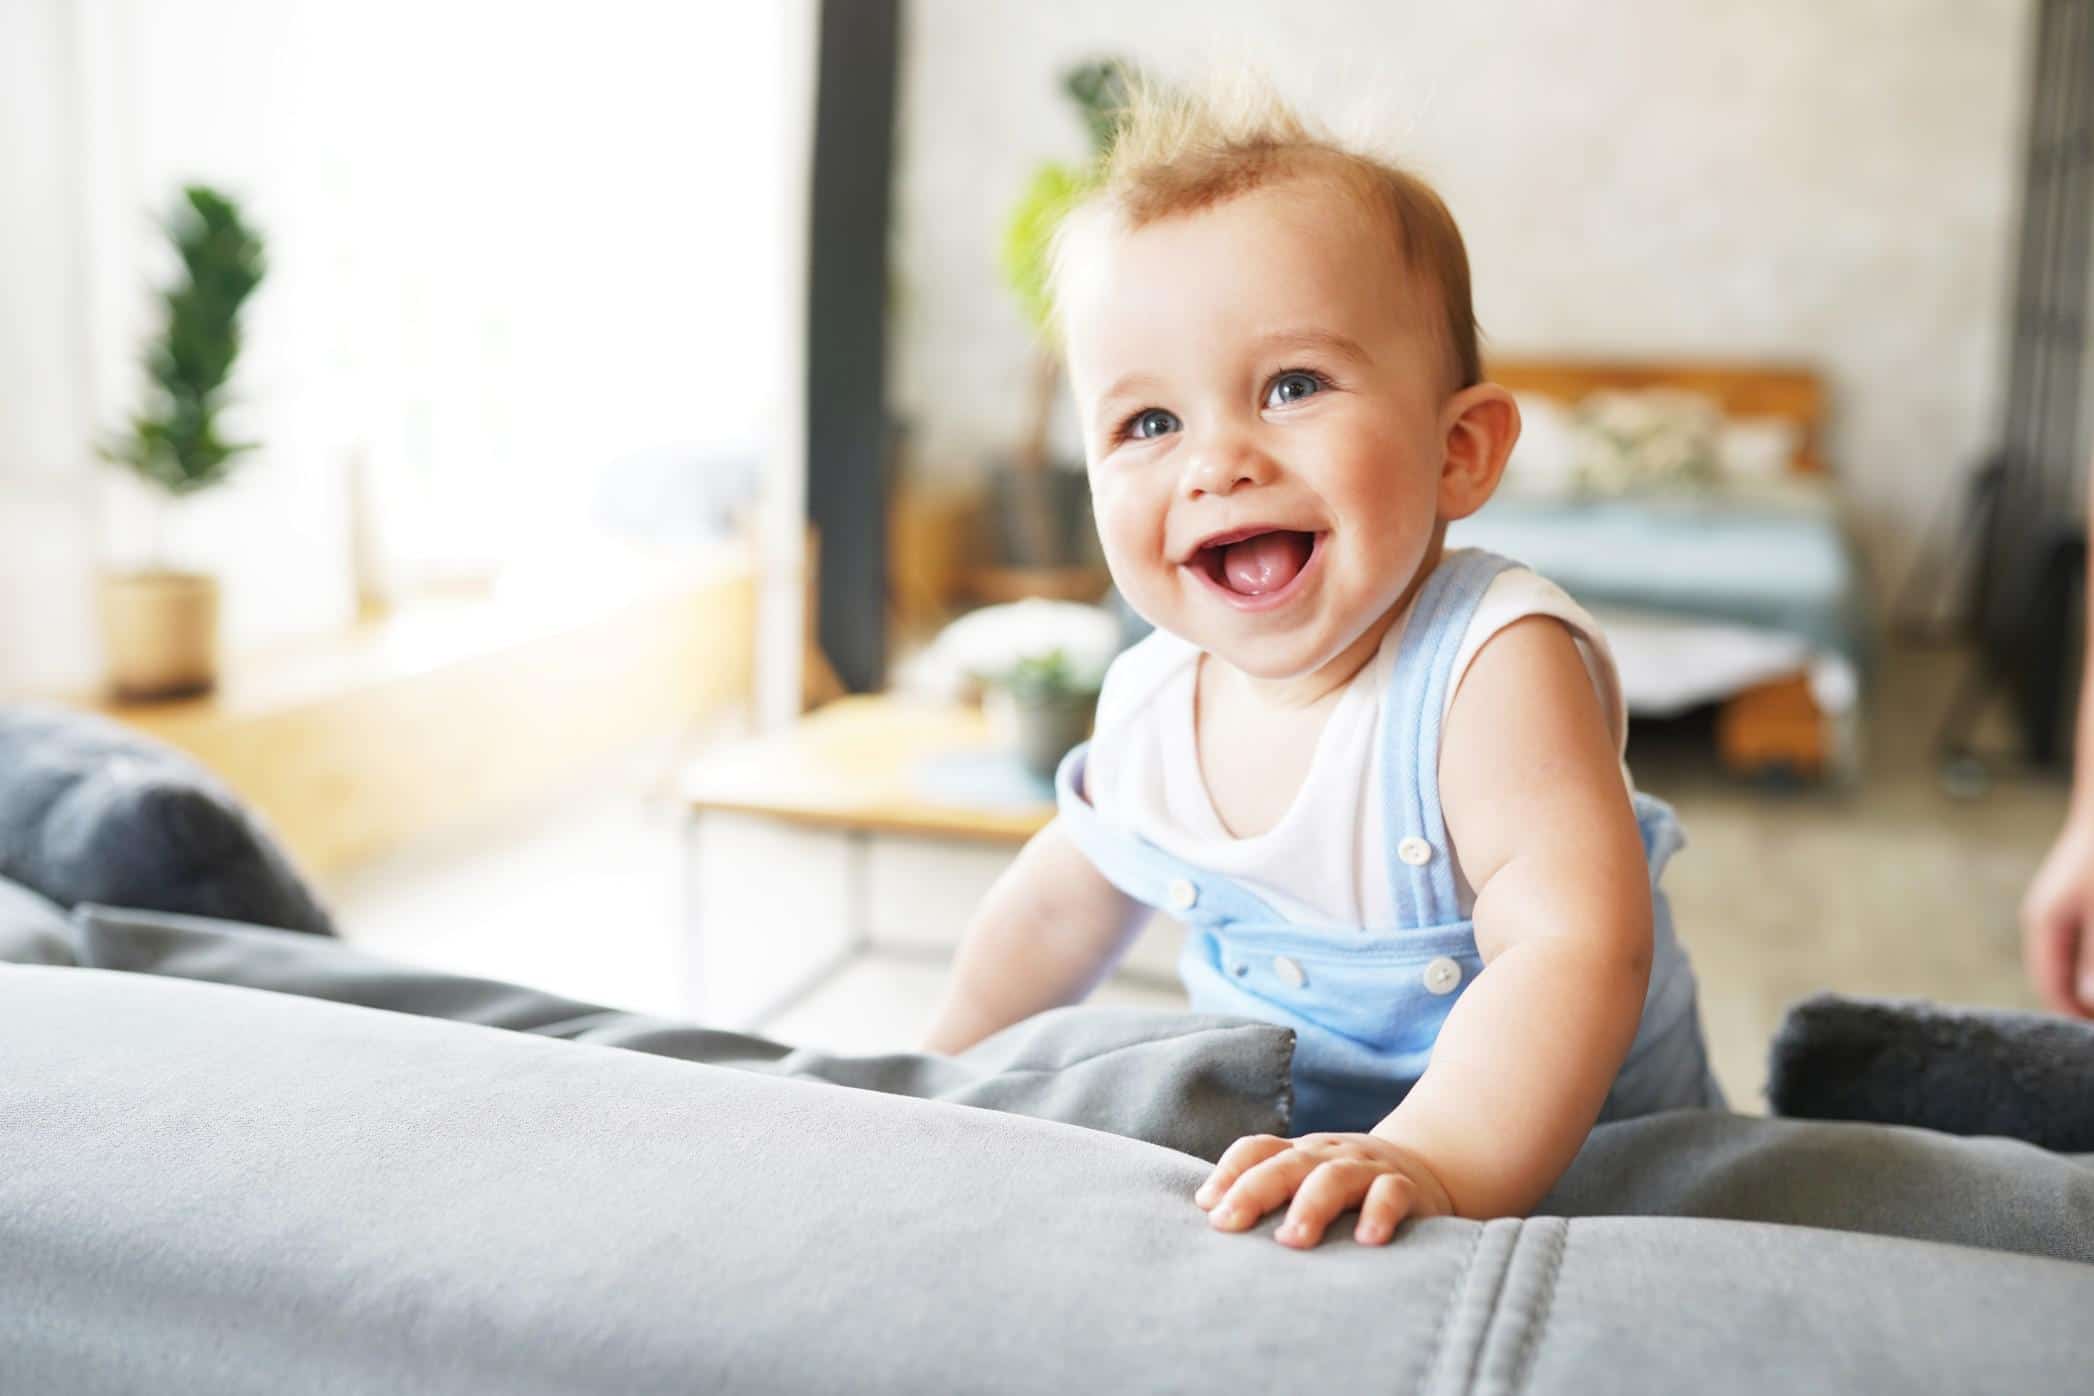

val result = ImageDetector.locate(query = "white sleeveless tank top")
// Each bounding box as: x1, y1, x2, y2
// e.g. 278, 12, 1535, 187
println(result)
1083, 557, 1629, 930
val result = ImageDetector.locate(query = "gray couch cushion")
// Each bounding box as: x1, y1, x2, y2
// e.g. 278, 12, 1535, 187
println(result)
1509, 1214, 2088, 1395
70, 903, 1292, 1161
1543, 1108, 2094, 1265
0, 875, 74, 966
0, 705, 331, 934
4, 964, 2091, 1395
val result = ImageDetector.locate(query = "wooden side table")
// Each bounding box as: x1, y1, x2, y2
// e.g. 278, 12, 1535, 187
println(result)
681, 696, 1060, 1029
683, 696, 1055, 844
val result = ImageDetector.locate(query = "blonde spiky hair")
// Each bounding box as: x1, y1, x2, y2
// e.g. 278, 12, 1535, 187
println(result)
1050, 72, 1480, 390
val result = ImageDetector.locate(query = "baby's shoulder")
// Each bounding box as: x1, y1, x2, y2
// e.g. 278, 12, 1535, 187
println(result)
1441, 557, 1629, 758
1092, 627, 1198, 736
1456, 563, 1613, 684
1080, 629, 1198, 809
1469, 562, 1585, 624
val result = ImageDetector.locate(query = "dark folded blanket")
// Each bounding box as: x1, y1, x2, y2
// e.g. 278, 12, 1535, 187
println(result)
1769, 991, 2094, 1152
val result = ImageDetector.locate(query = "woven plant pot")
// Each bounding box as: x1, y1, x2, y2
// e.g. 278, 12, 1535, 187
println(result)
100, 569, 220, 701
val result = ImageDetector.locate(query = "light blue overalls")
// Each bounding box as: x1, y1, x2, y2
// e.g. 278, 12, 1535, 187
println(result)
1055, 549, 1725, 1135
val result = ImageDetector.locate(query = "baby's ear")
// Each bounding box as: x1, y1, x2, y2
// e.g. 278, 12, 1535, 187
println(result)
1435, 384, 1520, 521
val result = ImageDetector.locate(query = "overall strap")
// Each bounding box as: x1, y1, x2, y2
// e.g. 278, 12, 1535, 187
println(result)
1380, 550, 1520, 927
1053, 744, 1289, 929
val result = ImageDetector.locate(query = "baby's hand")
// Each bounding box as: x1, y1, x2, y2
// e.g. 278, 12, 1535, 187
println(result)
1194, 1132, 1455, 1247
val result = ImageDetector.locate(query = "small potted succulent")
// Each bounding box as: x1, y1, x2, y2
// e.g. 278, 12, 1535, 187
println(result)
929, 598, 1122, 780
98, 184, 267, 699
993, 648, 1106, 781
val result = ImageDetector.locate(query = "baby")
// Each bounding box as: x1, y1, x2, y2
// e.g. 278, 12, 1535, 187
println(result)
923, 79, 1721, 1247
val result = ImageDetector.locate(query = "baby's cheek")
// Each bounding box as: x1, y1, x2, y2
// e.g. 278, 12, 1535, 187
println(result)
1097, 543, 1167, 623
1090, 496, 1157, 578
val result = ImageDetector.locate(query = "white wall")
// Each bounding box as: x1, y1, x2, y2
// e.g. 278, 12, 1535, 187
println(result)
891, 0, 2034, 594
0, 0, 808, 695
0, 0, 101, 691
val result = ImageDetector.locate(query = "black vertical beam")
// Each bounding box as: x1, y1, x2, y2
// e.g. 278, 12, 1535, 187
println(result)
805, 0, 900, 693
1943, 0, 2094, 774
1961, 0, 2094, 766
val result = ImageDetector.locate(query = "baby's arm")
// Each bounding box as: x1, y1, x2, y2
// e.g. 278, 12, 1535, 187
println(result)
920, 816, 1151, 1054
1199, 616, 1651, 1243
1374, 614, 1652, 1211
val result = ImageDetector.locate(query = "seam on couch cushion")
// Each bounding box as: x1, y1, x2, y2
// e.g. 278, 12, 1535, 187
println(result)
1494, 1219, 1568, 1396
1268, 1026, 1296, 1132
1422, 1218, 1517, 1394
1421, 1218, 1572, 1396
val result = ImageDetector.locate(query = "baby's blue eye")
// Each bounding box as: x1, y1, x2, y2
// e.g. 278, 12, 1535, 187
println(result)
1127, 408, 1181, 441
1266, 371, 1324, 407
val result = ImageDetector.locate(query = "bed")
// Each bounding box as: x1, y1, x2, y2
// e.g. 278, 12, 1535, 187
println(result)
1452, 359, 1871, 780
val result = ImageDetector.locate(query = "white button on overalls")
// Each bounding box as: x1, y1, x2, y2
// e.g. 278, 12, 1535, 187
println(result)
1272, 955, 1306, 988
1166, 878, 1198, 910
1398, 837, 1433, 866
1423, 957, 1462, 995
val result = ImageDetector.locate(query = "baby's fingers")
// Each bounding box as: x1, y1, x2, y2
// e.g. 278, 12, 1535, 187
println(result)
1354, 1171, 1419, 1246
1195, 1134, 1292, 1211
1208, 1149, 1316, 1232
1278, 1160, 1378, 1249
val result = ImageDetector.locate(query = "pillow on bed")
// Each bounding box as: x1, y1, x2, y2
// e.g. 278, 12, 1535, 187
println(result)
1718, 415, 1805, 482
1504, 392, 1808, 501
0, 705, 332, 935
68, 903, 1293, 1161
1571, 389, 1724, 495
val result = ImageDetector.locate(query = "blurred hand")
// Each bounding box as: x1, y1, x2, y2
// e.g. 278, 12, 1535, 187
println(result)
2022, 812, 2094, 1017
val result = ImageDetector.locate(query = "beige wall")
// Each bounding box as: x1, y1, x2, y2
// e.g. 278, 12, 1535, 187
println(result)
890, 0, 2034, 594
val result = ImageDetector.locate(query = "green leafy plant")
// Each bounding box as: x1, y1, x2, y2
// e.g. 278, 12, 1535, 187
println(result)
993, 60, 1140, 573
997, 59, 1135, 343
998, 162, 1096, 340
996, 648, 1098, 704
102, 184, 267, 498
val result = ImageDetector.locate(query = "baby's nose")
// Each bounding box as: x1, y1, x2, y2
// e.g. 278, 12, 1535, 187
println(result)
1182, 439, 1276, 497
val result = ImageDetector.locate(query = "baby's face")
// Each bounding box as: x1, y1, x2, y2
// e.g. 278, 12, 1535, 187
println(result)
1062, 179, 1464, 682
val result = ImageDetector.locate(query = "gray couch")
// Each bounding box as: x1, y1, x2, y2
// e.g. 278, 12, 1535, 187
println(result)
6, 709, 2094, 1392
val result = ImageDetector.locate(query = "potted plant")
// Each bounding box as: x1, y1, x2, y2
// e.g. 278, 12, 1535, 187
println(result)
982, 59, 1135, 592
98, 184, 267, 699
993, 648, 1106, 781
926, 597, 1122, 780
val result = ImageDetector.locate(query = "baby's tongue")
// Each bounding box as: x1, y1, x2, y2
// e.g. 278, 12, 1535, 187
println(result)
1221, 531, 1312, 596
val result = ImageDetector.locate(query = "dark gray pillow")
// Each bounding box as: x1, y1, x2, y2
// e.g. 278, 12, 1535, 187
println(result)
0, 705, 331, 935
72, 903, 1291, 1161
1769, 991, 2094, 1151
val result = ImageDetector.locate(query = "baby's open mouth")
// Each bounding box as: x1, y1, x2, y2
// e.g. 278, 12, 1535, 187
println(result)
1193, 529, 1319, 598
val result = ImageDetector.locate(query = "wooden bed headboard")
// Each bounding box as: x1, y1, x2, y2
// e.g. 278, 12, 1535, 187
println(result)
1486, 358, 1829, 474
